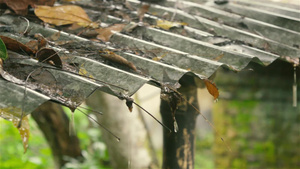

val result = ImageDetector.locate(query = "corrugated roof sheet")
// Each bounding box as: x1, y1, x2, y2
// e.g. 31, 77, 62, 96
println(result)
0, 0, 299, 116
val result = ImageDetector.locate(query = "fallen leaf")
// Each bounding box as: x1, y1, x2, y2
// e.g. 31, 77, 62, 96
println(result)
25, 40, 39, 51
25, 34, 48, 52
79, 63, 94, 79
0, 38, 8, 60
213, 53, 224, 61
99, 49, 137, 71
96, 24, 126, 42
34, 5, 98, 28
0, 35, 35, 55
138, 4, 150, 22
36, 48, 63, 68
156, 19, 188, 30
152, 53, 167, 61
204, 79, 219, 100
0, 0, 55, 15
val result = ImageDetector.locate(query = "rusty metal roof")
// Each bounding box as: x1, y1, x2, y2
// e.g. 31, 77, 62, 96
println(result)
0, 0, 299, 116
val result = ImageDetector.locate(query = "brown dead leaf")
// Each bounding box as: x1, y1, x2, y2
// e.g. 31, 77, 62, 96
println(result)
25, 40, 39, 51
204, 79, 219, 100
36, 48, 63, 68
96, 24, 126, 42
138, 4, 150, 22
0, 0, 55, 15
213, 53, 224, 61
0, 35, 35, 55
34, 5, 98, 28
99, 49, 137, 71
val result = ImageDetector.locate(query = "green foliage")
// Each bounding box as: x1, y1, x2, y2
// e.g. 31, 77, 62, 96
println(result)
195, 134, 214, 169
0, 38, 8, 60
0, 117, 54, 169
0, 105, 111, 169
62, 106, 111, 169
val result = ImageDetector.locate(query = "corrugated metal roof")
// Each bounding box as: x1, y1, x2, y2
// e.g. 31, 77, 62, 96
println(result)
0, 0, 299, 116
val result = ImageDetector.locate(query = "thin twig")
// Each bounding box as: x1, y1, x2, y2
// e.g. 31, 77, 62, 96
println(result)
133, 101, 172, 133
76, 108, 120, 141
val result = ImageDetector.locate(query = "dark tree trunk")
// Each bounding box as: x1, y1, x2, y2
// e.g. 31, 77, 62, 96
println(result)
31, 101, 83, 169
160, 76, 199, 169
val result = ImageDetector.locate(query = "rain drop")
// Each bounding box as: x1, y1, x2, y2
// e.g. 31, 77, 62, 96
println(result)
293, 65, 297, 107
69, 111, 76, 136
174, 121, 178, 133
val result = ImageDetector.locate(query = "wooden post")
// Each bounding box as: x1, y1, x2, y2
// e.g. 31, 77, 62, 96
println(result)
160, 76, 199, 169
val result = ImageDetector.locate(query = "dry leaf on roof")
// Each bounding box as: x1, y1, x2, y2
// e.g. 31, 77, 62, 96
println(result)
204, 79, 219, 100
96, 24, 126, 42
156, 19, 188, 30
34, 5, 98, 28
138, 4, 150, 22
0, 35, 35, 55
0, 0, 55, 15
99, 49, 137, 71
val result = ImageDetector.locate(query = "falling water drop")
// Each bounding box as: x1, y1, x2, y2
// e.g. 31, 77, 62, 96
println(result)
293, 64, 297, 107
214, 98, 219, 103
69, 111, 76, 136
174, 120, 178, 133
116, 138, 121, 142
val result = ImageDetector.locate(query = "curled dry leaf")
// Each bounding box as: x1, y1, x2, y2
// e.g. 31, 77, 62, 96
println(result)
25, 33, 48, 52
204, 79, 219, 100
0, 35, 35, 55
0, 0, 55, 15
156, 19, 188, 30
34, 5, 98, 28
96, 24, 126, 42
99, 49, 137, 71
36, 48, 63, 68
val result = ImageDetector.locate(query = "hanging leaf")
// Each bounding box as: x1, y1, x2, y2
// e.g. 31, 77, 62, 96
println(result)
0, 35, 35, 55
0, 108, 30, 153
204, 79, 219, 100
34, 5, 98, 28
155, 19, 188, 31
0, 38, 8, 61
96, 24, 126, 42
13, 115, 30, 153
